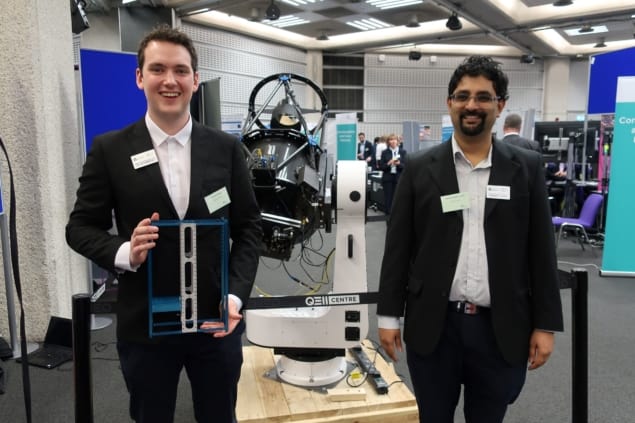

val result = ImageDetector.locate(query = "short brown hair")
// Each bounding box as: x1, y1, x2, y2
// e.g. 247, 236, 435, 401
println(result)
137, 24, 198, 72
503, 113, 522, 130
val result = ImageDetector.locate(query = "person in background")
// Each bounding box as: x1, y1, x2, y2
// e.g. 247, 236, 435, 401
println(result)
421, 125, 432, 141
545, 162, 567, 215
379, 133, 406, 215
502, 113, 541, 152
373, 135, 387, 170
377, 56, 563, 423
357, 132, 374, 164
66, 25, 262, 423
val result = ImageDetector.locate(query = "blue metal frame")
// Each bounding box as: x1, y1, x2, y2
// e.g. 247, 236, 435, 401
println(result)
147, 218, 229, 337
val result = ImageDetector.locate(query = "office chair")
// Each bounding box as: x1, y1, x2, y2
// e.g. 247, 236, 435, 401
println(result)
552, 192, 603, 251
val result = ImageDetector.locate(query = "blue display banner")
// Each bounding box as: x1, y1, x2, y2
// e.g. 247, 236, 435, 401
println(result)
336, 123, 357, 160
588, 47, 635, 115
601, 76, 635, 277
80, 49, 147, 154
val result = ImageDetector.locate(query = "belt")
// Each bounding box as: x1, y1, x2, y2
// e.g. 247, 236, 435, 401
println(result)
448, 301, 489, 315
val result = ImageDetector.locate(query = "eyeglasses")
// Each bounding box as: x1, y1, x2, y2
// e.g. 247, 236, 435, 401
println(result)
448, 92, 501, 104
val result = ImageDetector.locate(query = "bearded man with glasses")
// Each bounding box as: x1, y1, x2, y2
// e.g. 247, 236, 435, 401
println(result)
377, 55, 563, 423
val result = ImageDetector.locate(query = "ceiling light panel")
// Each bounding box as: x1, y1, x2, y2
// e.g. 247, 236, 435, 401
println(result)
366, 0, 424, 10
281, 0, 323, 6
564, 25, 608, 36
264, 15, 310, 28
346, 18, 393, 31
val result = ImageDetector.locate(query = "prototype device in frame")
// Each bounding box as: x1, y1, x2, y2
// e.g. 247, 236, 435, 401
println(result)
147, 219, 229, 337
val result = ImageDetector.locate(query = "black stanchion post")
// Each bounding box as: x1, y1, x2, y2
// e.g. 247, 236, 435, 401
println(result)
571, 269, 588, 423
72, 293, 93, 423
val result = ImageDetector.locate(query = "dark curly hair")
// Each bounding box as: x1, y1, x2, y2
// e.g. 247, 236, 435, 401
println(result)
137, 24, 198, 72
448, 56, 509, 100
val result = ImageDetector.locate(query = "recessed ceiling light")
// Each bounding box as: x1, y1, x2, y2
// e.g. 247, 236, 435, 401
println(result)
281, 0, 323, 6
367, 0, 424, 10
264, 15, 310, 28
564, 25, 608, 36
346, 18, 392, 31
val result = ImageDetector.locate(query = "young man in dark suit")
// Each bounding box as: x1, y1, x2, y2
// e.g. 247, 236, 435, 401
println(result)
66, 25, 262, 423
356, 132, 374, 163
377, 56, 563, 422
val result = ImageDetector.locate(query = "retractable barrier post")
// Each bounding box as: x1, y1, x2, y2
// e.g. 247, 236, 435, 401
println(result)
72, 293, 93, 423
571, 269, 588, 423
559, 268, 589, 423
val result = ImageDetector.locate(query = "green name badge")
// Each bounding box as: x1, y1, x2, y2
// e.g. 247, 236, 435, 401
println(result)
440, 192, 470, 213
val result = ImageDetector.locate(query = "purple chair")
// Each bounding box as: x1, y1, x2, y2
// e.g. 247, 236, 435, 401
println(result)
552, 192, 603, 250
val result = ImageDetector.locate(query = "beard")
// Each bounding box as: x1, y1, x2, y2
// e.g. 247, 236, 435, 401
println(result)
459, 111, 487, 136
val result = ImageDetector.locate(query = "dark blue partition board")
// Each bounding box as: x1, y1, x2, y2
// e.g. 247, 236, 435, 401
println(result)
80, 49, 146, 154
587, 47, 635, 115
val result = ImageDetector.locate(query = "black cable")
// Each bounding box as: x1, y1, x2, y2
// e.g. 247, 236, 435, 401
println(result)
0, 136, 32, 422
281, 261, 316, 291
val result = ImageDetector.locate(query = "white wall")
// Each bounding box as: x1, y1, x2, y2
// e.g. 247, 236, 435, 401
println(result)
0, 0, 87, 340
80, 10, 120, 52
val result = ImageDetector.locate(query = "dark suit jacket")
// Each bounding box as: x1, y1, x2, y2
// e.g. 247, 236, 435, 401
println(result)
377, 139, 563, 366
66, 118, 262, 343
379, 146, 407, 182
504, 133, 541, 152
358, 140, 374, 161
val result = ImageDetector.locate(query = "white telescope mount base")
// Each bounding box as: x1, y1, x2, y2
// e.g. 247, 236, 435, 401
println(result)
275, 353, 348, 387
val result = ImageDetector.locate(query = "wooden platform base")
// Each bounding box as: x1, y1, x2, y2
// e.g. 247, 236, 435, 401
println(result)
236, 341, 419, 422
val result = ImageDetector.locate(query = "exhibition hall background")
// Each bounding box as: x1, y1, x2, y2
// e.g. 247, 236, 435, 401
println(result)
0, 0, 596, 339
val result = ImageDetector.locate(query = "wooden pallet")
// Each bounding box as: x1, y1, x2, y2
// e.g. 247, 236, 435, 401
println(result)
236, 342, 419, 422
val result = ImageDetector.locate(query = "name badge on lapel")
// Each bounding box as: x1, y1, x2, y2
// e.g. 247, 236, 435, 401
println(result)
205, 187, 231, 214
486, 185, 511, 200
130, 150, 158, 170
441, 192, 470, 213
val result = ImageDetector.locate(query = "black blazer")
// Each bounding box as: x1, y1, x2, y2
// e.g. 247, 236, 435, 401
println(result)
504, 133, 541, 152
358, 140, 374, 161
66, 118, 262, 342
377, 139, 563, 365
380, 146, 407, 181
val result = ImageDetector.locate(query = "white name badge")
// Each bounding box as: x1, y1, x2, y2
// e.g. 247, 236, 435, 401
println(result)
441, 192, 470, 213
486, 185, 511, 200
205, 187, 231, 214
130, 150, 158, 170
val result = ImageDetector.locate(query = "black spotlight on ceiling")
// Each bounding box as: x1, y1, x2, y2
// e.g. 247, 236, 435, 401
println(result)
316, 32, 329, 41
578, 24, 593, 33
70, 0, 90, 34
553, 0, 573, 6
446, 13, 462, 31
594, 37, 607, 48
409, 50, 422, 61
520, 54, 535, 64
265, 0, 280, 21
